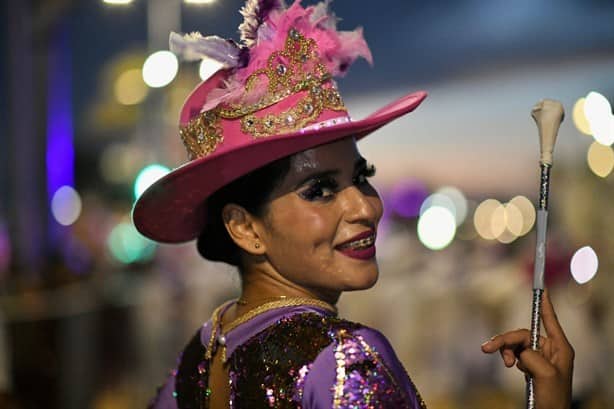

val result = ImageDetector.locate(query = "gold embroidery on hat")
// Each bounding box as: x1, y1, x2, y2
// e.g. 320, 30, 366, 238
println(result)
179, 28, 347, 159
179, 110, 223, 160
241, 86, 344, 138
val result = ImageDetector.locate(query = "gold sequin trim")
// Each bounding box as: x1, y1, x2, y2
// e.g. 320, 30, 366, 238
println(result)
332, 329, 349, 408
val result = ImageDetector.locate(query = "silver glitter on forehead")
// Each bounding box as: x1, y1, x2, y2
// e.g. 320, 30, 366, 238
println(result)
292, 149, 320, 173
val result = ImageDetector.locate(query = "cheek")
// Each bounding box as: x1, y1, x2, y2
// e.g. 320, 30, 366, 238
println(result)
277, 206, 339, 251
369, 194, 384, 225
265, 203, 341, 269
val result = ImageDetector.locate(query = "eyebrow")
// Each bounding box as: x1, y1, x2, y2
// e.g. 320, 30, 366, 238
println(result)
293, 157, 368, 190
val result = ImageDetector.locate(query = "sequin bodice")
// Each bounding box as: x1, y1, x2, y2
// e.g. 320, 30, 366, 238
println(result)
230, 313, 359, 407
150, 306, 426, 409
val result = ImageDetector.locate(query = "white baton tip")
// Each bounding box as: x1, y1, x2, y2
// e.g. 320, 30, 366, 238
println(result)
531, 99, 565, 166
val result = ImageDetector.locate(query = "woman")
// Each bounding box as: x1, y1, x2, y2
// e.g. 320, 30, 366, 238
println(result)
133, 1, 574, 408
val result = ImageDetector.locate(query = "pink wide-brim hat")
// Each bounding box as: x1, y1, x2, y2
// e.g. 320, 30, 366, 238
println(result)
133, 83, 426, 243
132, 0, 427, 243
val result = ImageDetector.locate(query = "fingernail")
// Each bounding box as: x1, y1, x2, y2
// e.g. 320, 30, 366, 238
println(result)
481, 340, 491, 346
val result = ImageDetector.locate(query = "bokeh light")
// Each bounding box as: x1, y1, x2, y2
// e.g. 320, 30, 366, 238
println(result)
590, 113, 614, 146
417, 206, 456, 250
503, 202, 523, 237
107, 222, 156, 264
493, 202, 524, 243
474, 199, 501, 240
509, 195, 536, 236
587, 141, 614, 177
185, 0, 216, 4
142, 51, 178, 88
134, 164, 171, 200
490, 203, 507, 240
50, 185, 82, 226
436, 186, 468, 226
474, 197, 535, 242
200, 58, 225, 81
496, 230, 517, 244
114, 68, 148, 105
420, 193, 455, 219
584, 91, 611, 122
389, 180, 429, 218
103, 0, 133, 4
570, 246, 598, 284
584, 91, 614, 146
572, 97, 591, 135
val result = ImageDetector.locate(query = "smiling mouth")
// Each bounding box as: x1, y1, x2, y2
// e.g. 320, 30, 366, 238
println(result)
336, 234, 375, 250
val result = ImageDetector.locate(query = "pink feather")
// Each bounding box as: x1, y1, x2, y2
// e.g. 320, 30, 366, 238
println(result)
203, 0, 372, 109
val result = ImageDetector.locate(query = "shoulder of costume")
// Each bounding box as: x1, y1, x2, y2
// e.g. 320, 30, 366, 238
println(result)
301, 324, 427, 409
173, 329, 206, 409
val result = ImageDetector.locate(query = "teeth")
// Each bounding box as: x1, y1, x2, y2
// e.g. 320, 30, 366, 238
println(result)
340, 235, 375, 250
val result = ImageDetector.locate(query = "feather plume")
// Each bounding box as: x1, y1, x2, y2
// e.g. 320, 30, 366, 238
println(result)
169, 32, 244, 68
239, 0, 286, 47
310, 0, 335, 29
199, 0, 373, 110
237, 0, 372, 81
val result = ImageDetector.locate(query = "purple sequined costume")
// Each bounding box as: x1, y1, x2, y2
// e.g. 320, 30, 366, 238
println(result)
149, 304, 426, 408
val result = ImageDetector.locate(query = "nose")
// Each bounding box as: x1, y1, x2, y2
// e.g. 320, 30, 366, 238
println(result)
340, 185, 382, 225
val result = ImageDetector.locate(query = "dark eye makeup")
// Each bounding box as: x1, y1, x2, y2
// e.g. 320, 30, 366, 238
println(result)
353, 163, 376, 185
298, 162, 376, 201
298, 177, 339, 201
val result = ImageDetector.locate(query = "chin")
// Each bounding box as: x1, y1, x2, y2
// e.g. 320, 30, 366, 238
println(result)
341, 265, 379, 291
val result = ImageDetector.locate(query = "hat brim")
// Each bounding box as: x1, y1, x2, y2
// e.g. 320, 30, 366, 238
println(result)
133, 90, 427, 243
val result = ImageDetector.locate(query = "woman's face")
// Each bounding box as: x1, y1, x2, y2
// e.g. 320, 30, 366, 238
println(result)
256, 137, 383, 299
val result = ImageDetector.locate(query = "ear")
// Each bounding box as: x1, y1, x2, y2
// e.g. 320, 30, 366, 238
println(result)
221, 203, 267, 255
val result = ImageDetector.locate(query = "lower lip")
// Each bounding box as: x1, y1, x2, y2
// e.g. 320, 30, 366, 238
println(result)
336, 243, 376, 260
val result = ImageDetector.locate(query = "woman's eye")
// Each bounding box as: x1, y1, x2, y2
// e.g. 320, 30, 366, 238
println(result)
353, 164, 376, 185
299, 178, 338, 201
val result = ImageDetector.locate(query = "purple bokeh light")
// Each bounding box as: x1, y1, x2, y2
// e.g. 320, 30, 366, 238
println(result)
389, 180, 430, 219
46, 25, 74, 201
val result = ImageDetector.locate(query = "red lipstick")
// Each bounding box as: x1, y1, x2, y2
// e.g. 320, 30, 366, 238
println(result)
335, 230, 376, 260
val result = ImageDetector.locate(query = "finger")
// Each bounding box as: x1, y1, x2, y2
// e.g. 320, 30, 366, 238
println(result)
500, 334, 547, 366
537, 335, 546, 350
542, 337, 552, 360
541, 289, 569, 344
481, 329, 530, 353
500, 348, 516, 367
517, 348, 557, 379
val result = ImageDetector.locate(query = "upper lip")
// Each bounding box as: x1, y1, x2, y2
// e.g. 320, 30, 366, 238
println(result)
335, 229, 376, 248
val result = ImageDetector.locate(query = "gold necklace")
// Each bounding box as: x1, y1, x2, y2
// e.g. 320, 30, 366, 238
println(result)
235, 294, 294, 306
205, 297, 337, 363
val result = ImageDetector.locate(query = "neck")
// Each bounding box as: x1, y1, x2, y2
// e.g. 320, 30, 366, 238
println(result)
238, 265, 340, 309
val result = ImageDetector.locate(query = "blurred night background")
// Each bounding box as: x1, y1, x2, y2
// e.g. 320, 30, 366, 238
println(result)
2, 0, 614, 408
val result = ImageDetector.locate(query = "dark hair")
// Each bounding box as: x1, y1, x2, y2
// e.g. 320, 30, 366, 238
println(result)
196, 156, 292, 267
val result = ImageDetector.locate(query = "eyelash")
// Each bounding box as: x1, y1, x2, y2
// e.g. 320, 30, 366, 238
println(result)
353, 164, 376, 185
300, 177, 339, 201
299, 164, 377, 201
